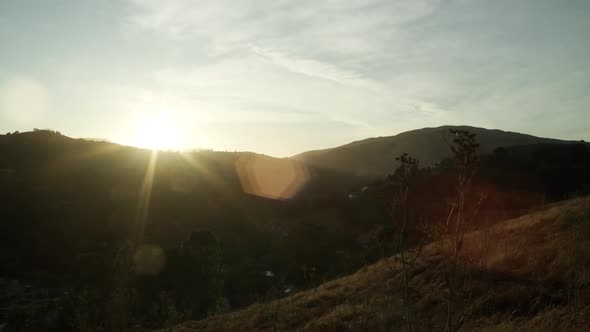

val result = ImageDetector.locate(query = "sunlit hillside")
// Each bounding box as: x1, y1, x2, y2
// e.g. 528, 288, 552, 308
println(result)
175, 197, 590, 331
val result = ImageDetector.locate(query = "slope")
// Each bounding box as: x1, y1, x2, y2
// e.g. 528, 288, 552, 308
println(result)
176, 196, 590, 331
293, 125, 569, 178
0, 130, 390, 320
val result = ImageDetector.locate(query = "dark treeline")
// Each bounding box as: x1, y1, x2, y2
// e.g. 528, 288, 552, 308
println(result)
369, 140, 590, 244
0, 129, 589, 330
0, 130, 385, 330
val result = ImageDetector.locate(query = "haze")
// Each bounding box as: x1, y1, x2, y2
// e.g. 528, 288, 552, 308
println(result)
1, 0, 589, 156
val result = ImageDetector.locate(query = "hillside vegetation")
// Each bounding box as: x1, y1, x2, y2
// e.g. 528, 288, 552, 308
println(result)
293, 125, 568, 178
0, 130, 389, 330
1, 128, 588, 330
176, 197, 590, 331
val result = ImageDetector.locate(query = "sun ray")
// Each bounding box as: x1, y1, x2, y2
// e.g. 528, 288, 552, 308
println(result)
133, 149, 158, 246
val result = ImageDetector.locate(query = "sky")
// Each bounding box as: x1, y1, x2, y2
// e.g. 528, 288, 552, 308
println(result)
0, 0, 589, 157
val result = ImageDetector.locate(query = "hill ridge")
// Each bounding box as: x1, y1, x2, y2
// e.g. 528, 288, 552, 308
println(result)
293, 125, 562, 157
292, 125, 571, 178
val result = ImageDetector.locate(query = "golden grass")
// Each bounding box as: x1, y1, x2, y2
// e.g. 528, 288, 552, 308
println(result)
169, 197, 590, 331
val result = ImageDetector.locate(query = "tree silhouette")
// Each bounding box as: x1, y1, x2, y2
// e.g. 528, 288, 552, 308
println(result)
446, 129, 480, 332
391, 152, 419, 332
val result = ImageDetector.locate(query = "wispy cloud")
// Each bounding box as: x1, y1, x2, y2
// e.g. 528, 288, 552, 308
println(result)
249, 45, 375, 88
126, 0, 440, 57
121, 0, 446, 140
1, 0, 589, 156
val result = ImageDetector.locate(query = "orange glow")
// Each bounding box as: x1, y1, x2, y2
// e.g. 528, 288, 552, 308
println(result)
235, 154, 310, 200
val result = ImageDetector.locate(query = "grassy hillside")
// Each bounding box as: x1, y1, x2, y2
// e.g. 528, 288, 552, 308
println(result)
293, 125, 568, 178
1, 129, 588, 330
176, 197, 590, 331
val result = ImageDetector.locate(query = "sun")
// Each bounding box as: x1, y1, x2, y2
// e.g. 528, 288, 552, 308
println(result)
133, 113, 184, 150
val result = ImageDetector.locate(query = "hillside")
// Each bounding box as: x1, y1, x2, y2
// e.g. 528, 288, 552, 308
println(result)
1, 129, 589, 330
0, 130, 391, 328
176, 197, 590, 331
293, 125, 568, 178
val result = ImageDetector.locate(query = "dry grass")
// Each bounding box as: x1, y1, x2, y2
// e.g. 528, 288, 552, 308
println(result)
168, 197, 590, 331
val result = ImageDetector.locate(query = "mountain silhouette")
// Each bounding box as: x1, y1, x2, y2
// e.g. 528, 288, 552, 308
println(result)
293, 125, 571, 178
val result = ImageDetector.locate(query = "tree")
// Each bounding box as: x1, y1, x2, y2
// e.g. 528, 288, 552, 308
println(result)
177, 230, 224, 318
446, 129, 480, 332
391, 153, 419, 332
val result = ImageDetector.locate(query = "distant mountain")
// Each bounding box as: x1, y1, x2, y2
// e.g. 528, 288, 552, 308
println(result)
80, 137, 115, 143
293, 125, 572, 179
